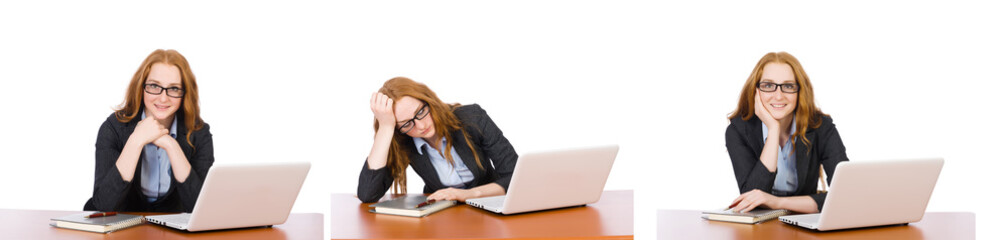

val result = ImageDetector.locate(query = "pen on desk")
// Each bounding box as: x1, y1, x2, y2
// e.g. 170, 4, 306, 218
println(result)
85, 212, 117, 218
415, 199, 436, 208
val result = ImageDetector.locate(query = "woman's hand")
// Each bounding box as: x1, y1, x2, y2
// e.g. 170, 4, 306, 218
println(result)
130, 117, 170, 146
366, 92, 398, 170
153, 134, 178, 150
753, 91, 779, 130
428, 188, 479, 201
729, 189, 780, 213
371, 92, 396, 129
118, 116, 169, 181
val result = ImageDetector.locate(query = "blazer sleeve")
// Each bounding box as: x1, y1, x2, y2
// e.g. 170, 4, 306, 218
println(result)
357, 159, 393, 203
809, 117, 849, 211
725, 119, 776, 194
467, 104, 518, 192
172, 124, 214, 212
92, 118, 133, 211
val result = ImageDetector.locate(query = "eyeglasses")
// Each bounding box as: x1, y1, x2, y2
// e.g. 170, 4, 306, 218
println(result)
757, 82, 799, 93
398, 102, 430, 133
144, 83, 185, 98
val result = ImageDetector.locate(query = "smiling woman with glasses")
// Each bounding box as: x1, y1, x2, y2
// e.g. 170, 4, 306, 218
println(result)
357, 77, 518, 203
85, 49, 214, 213
724, 52, 849, 214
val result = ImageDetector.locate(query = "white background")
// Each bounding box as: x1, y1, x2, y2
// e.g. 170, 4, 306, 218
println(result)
1, 1, 1004, 239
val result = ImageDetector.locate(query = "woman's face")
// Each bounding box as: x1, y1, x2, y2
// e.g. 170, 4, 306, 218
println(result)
759, 62, 799, 120
394, 96, 436, 139
143, 63, 183, 122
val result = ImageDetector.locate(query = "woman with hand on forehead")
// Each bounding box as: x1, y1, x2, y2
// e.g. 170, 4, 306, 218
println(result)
86, 49, 214, 212
725, 52, 849, 214
357, 77, 518, 203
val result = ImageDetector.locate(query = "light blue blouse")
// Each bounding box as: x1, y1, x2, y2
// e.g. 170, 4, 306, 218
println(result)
412, 137, 475, 188
762, 119, 798, 195
140, 111, 177, 203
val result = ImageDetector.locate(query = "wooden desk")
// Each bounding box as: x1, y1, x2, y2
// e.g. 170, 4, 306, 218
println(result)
331, 190, 633, 239
656, 210, 974, 240
0, 209, 322, 240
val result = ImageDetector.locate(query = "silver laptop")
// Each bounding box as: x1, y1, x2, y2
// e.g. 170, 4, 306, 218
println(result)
778, 158, 943, 231
466, 145, 618, 215
145, 162, 311, 232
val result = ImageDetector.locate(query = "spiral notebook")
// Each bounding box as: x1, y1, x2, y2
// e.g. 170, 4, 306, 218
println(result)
50, 212, 144, 233
369, 195, 456, 217
701, 208, 790, 224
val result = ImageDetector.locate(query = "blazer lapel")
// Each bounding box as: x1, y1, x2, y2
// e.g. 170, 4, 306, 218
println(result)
450, 130, 482, 180
405, 137, 441, 189
795, 127, 817, 188
174, 112, 191, 154
747, 118, 765, 154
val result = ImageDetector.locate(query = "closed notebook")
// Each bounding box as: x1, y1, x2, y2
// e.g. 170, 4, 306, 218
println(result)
701, 208, 789, 224
369, 195, 456, 217
50, 212, 144, 233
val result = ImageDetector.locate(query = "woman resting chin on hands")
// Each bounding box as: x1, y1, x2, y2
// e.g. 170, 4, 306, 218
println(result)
87, 49, 214, 213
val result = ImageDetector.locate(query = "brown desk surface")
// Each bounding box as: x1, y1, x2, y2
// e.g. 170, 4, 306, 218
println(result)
0, 209, 322, 240
331, 190, 633, 240
657, 210, 975, 240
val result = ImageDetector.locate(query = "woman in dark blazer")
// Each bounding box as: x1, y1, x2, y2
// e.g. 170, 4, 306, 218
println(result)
726, 52, 848, 214
86, 49, 214, 212
358, 77, 517, 203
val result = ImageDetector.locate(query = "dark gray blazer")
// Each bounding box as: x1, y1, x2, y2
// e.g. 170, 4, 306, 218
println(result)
88, 110, 214, 212
357, 104, 518, 203
725, 115, 848, 212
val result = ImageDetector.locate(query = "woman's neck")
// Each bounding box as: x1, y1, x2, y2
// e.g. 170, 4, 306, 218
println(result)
778, 115, 794, 145
424, 134, 443, 152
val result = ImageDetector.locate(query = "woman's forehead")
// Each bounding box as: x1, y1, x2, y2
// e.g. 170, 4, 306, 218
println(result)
147, 63, 182, 85
394, 96, 424, 119
761, 63, 796, 82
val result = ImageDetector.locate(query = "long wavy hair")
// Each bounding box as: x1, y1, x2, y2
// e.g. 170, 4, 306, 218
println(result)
375, 77, 483, 194
114, 49, 204, 147
728, 52, 826, 147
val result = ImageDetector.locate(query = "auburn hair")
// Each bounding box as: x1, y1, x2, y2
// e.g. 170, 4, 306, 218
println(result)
114, 49, 204, 147
375, 77, 484, 194
728, 52, 827, 147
